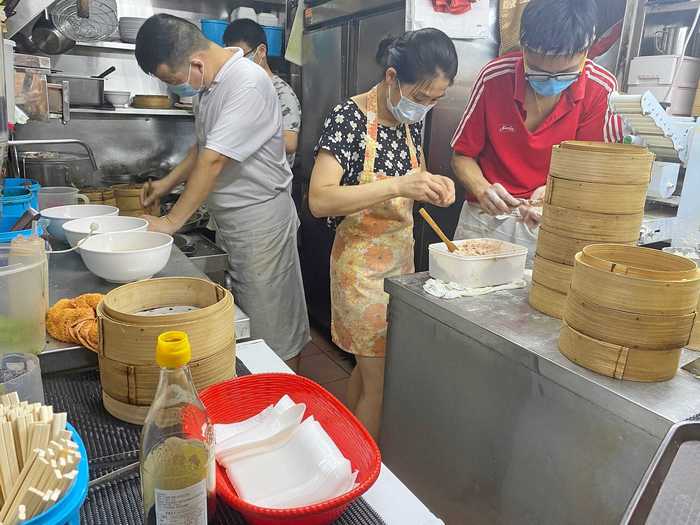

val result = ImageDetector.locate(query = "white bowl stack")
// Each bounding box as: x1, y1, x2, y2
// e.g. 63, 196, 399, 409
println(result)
118, 17, 147, 43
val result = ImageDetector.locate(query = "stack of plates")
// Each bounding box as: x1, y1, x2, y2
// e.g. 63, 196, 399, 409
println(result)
118, 17, 146, 44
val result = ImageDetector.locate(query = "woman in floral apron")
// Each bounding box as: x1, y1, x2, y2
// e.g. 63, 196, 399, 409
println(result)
309, 29, 459, 437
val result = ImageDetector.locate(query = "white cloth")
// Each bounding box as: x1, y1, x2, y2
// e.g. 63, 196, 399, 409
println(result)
196, 48, 292, 218
454, 201, 538, 267
423, 278, 527, 299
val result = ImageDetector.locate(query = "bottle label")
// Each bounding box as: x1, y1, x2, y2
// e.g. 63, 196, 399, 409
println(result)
154, 479, 207, 525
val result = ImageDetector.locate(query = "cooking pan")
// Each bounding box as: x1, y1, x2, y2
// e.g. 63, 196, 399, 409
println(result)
48, 66, 116, 107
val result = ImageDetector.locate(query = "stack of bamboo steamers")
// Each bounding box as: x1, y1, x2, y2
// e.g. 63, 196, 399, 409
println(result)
528, 141, 700, 382
529, 141, 654, 318
560, 244, 700, 381
97, 277, 236, 424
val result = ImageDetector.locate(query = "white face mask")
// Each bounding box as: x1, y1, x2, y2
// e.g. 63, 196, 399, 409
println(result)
387, 80, 435, 124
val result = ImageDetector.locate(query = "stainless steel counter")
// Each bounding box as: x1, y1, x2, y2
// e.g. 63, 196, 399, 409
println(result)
381, 273, 700, 525
41, 247, 250, 373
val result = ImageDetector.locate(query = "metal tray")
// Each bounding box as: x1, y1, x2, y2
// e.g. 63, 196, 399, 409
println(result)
621, 421, 700, 524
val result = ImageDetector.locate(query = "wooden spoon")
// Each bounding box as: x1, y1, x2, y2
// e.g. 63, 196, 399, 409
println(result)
419, 208, 458, 253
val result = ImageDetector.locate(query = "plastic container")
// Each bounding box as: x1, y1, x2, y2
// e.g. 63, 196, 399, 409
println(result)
24, 423, 88, 525
201, 19, 229, 45
2, 178, 41, 209
232, 7, 257, 22
648, 161, 680, 199
429, 239, 528, 288
263, 26, 284, 57
38, 187, 89, 211
0, 243, 47, 355
0, 216, 46, 244
258, 13, 281, 27
0, 353, 44, 403
1, 187, 32, 216
200, 373, 381, 525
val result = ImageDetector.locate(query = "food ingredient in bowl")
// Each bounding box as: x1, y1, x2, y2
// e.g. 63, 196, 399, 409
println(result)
456, 239, 512, 256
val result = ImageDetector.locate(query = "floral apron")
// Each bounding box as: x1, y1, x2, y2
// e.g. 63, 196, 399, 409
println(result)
330, 85, 419, 357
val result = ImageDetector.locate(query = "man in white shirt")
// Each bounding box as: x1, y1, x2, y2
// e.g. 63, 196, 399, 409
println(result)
223, 19, 302, 168
135, 14, 310, 368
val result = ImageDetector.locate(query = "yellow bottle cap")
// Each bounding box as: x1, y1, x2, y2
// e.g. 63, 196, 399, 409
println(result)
156, 331, 192, 369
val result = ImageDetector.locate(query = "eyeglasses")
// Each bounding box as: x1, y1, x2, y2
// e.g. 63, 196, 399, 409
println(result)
524, 70, 582, 83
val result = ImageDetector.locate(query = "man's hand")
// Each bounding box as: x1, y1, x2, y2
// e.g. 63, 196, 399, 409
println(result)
517, 185, 547, 229
475, 183, 522, 215
143, 215, 178, 235
141, 179, 169, 208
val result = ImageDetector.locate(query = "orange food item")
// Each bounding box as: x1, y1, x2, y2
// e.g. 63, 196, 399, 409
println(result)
46, 293, 104, 351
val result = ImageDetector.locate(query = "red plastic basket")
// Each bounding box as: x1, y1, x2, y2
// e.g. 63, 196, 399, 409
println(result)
199, 374, 382, 525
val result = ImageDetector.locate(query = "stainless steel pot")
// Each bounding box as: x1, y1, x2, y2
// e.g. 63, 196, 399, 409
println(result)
17, 151, 90, 187
47, 66, 116, 107
655, 26, 691, 55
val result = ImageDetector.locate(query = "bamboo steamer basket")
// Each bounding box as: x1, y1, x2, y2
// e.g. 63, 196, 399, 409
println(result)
98, 278, 234, 364
571, 245, 700, 316
528, 280, 567, 319
541, 204, 644, 242
564, 288, 695, 351
545, 176, 648, 215
102, 392, 150, 425
531, 255, 572, 294
99, 344, 235, 406
537, 226, 636, 266
112, 184, 160, 216
690, 295, 700, 351
549, 141, 654, 185
559, 321, 681, 382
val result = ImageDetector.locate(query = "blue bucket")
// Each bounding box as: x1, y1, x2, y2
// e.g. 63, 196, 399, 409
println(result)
1, 188, 32, 217
0, 216, 46, 244
201, 19, 229, 45
2, 179, 41, 210
24, 423, 88, 525
263, 26, 284, 57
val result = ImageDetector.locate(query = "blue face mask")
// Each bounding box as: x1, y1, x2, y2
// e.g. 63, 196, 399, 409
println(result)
387, 81, 434, 124
527, 76, 578, 97
169, 63, 205, 98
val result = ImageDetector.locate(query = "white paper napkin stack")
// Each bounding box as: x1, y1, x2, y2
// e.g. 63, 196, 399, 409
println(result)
214, 395, 359, 509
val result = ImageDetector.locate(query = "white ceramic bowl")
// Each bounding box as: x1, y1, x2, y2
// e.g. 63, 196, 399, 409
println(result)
42, 205, 119, 242
105, 90, 131, 107
79, 231, 173, 283
62, 216, 148, 248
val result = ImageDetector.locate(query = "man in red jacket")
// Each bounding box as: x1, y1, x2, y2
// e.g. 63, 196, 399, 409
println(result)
450, 0, 623, 263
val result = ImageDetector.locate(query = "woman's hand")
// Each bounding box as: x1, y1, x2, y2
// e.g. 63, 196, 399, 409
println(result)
517, 185, 547, 229
398, 169, 455, 207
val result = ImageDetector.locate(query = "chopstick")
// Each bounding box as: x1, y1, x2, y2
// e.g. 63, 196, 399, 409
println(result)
419, 208, 458, 253
0, 393, 77, 524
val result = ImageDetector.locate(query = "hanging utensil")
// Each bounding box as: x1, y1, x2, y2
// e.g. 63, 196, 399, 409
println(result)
32, 12, 77, 55
78, 0, 90, 19
50, 0, 118, 42
419, 208, 458, 253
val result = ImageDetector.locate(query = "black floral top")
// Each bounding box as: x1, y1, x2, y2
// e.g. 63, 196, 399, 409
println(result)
314, 99, 423, 229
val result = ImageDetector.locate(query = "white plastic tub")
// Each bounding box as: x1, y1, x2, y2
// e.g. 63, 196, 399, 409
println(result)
428, 239, 528, 288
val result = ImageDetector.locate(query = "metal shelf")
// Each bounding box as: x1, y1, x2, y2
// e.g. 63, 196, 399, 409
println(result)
71, 107, 193, 117
647, 195, 681, 206
646, 1, 700, 14
75, 41, 136, 51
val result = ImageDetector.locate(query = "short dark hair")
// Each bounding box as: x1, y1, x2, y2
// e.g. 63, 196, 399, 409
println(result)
223, 19, 267, 50
135, 14, 211, 75
520, 0, 597, 56
376, 28, 458, 85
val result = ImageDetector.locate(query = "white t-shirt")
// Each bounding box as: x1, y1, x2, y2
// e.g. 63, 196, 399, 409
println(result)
196, 49, 292, 221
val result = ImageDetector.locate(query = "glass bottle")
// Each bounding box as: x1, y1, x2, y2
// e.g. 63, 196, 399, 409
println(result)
140, 331, 216, 524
